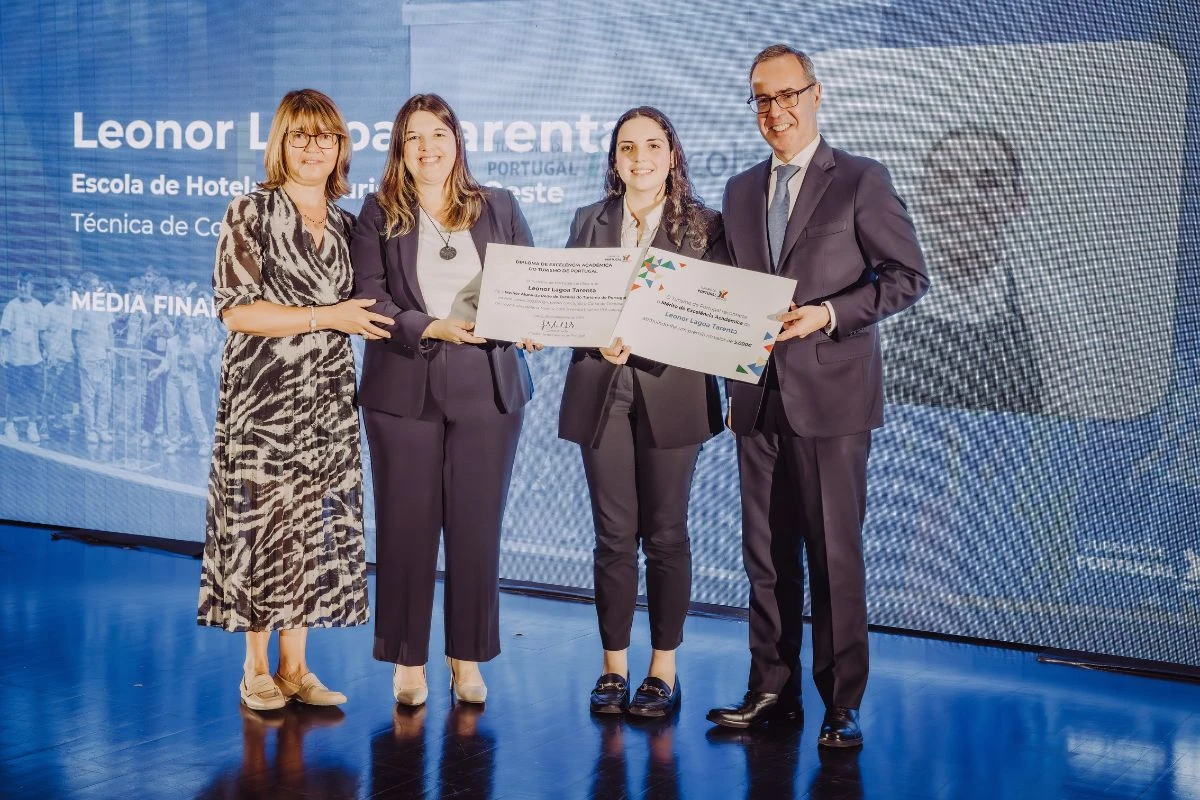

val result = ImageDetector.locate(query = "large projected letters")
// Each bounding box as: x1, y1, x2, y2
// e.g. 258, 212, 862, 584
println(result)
1, 1, 1198, 667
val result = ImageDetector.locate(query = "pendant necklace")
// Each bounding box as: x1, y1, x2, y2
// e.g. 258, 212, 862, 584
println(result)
300, 209, 327, 228
298, 207, 326, 251
422, 207, 457, 260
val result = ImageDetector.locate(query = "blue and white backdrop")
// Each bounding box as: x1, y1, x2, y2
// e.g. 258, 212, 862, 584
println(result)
1, 0, 1198, 667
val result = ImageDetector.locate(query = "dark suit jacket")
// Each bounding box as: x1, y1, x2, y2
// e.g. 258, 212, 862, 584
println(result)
724, 138, 929, 437
557, 197, 725, 449
351, 187, 534, 417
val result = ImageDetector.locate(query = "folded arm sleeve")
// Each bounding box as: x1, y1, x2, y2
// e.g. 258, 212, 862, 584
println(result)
826, 162, 930, 337
212, 196, 265, 316
350, 194, 434, 353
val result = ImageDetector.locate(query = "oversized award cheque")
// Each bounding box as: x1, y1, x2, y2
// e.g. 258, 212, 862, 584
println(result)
611, 248, 798, 382
474, 244, 640, 346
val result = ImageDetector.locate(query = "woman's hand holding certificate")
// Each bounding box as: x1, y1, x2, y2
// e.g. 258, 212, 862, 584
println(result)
474, 244, 796, 381
473, 244, 640, 347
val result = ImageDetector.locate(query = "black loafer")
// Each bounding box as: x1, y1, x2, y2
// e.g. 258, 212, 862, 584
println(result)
589, 673, 629, 714
627, 676, 680, 717
817, 706, 862, 748
706, 691, 803, 729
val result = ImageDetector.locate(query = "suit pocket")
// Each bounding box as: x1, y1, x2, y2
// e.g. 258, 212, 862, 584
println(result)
815, 331, 875, 364
803, 219, 848, 238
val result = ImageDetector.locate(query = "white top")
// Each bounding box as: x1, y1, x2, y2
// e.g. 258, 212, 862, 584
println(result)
72, 302, 113, 362
767, 134, 822, 216
41, 300, 75, 363
621, 198, 665, 248
415, 212, 483, 323
1, 297, 43, 366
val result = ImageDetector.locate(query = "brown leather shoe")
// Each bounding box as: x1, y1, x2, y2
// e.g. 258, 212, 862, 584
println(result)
240, 673, 287, 711
274, 672, 347, 707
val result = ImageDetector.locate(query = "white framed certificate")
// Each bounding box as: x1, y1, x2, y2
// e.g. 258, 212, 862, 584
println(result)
474, 244, 640, 346
611, 247, 798, 382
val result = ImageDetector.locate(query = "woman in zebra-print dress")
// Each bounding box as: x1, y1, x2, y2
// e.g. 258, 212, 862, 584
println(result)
197, 89, 394, 711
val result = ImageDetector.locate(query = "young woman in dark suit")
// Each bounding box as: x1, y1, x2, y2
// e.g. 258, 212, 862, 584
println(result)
351, 93, 540, 708
559, 107, 725, 717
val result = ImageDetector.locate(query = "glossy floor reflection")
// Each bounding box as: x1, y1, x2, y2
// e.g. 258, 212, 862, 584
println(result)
1, 524, 1199, 799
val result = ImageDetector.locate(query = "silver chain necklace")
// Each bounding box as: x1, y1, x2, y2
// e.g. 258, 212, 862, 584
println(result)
421, 207, 457, 260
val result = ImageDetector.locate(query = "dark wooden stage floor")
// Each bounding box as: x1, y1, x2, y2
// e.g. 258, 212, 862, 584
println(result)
1, 523, 1198, 799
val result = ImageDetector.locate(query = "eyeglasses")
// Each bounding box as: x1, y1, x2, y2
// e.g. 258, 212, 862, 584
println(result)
746, 83, 817, 115
287, 130, 342, 149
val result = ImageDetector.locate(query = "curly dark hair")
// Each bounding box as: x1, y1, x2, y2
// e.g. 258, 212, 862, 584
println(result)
603, 107, 710, 252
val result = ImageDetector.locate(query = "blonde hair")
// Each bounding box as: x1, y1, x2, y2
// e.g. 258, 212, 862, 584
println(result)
377, 94, 484, 238
260, 89, 351, 200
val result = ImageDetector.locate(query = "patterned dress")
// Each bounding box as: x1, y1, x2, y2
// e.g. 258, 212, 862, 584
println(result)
197, 188, 369, 632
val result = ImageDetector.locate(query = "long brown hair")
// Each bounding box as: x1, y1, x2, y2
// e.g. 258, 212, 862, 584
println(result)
604, 107, 709, 251
377, 94, 485, 238
260, 89, 351, 200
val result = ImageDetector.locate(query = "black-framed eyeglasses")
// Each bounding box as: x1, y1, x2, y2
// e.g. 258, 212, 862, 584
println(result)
287, 130, 342, 149
746, 83, 817, 115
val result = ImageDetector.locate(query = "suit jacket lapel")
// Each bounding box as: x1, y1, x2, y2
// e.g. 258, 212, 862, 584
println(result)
594, 198, 623, 247
777, 138, 835, 269
740, 159, 772, 273
469, 200, 494, 265
396, 228, 428, 313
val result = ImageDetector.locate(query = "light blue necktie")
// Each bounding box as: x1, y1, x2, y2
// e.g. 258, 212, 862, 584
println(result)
768, 164, 801, 271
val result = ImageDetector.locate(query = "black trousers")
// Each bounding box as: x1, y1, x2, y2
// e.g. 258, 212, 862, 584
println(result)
365, 344, 524, 666
580, 368, 698, 652
737, 388, 871, 709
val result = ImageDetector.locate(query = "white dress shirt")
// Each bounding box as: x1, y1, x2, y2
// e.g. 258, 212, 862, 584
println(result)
767, 134, 822, 214
621, 197, 665, 248
767, 134, 836, 333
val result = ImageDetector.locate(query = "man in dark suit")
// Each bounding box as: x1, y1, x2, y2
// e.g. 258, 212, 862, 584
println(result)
706, 44, 929, 747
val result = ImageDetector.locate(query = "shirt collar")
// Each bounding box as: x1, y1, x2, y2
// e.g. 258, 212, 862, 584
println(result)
770, 134, 822, 174
621, 197, 665, 235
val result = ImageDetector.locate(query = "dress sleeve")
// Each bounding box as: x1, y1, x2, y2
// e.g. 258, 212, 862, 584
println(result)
212, 195, 265, 316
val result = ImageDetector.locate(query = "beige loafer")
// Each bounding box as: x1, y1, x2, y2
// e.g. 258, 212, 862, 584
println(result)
274, 671, 347, 706
240, 673, 287, 711
393, 665, 429, 707
446, 657, 487, 704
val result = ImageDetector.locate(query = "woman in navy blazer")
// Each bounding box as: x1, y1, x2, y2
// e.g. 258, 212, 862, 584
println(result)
559, 107, 725, 717
352, 93, 536, 707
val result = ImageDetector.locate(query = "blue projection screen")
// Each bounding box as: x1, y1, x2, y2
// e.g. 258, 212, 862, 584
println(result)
1, 0, 1198, 667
